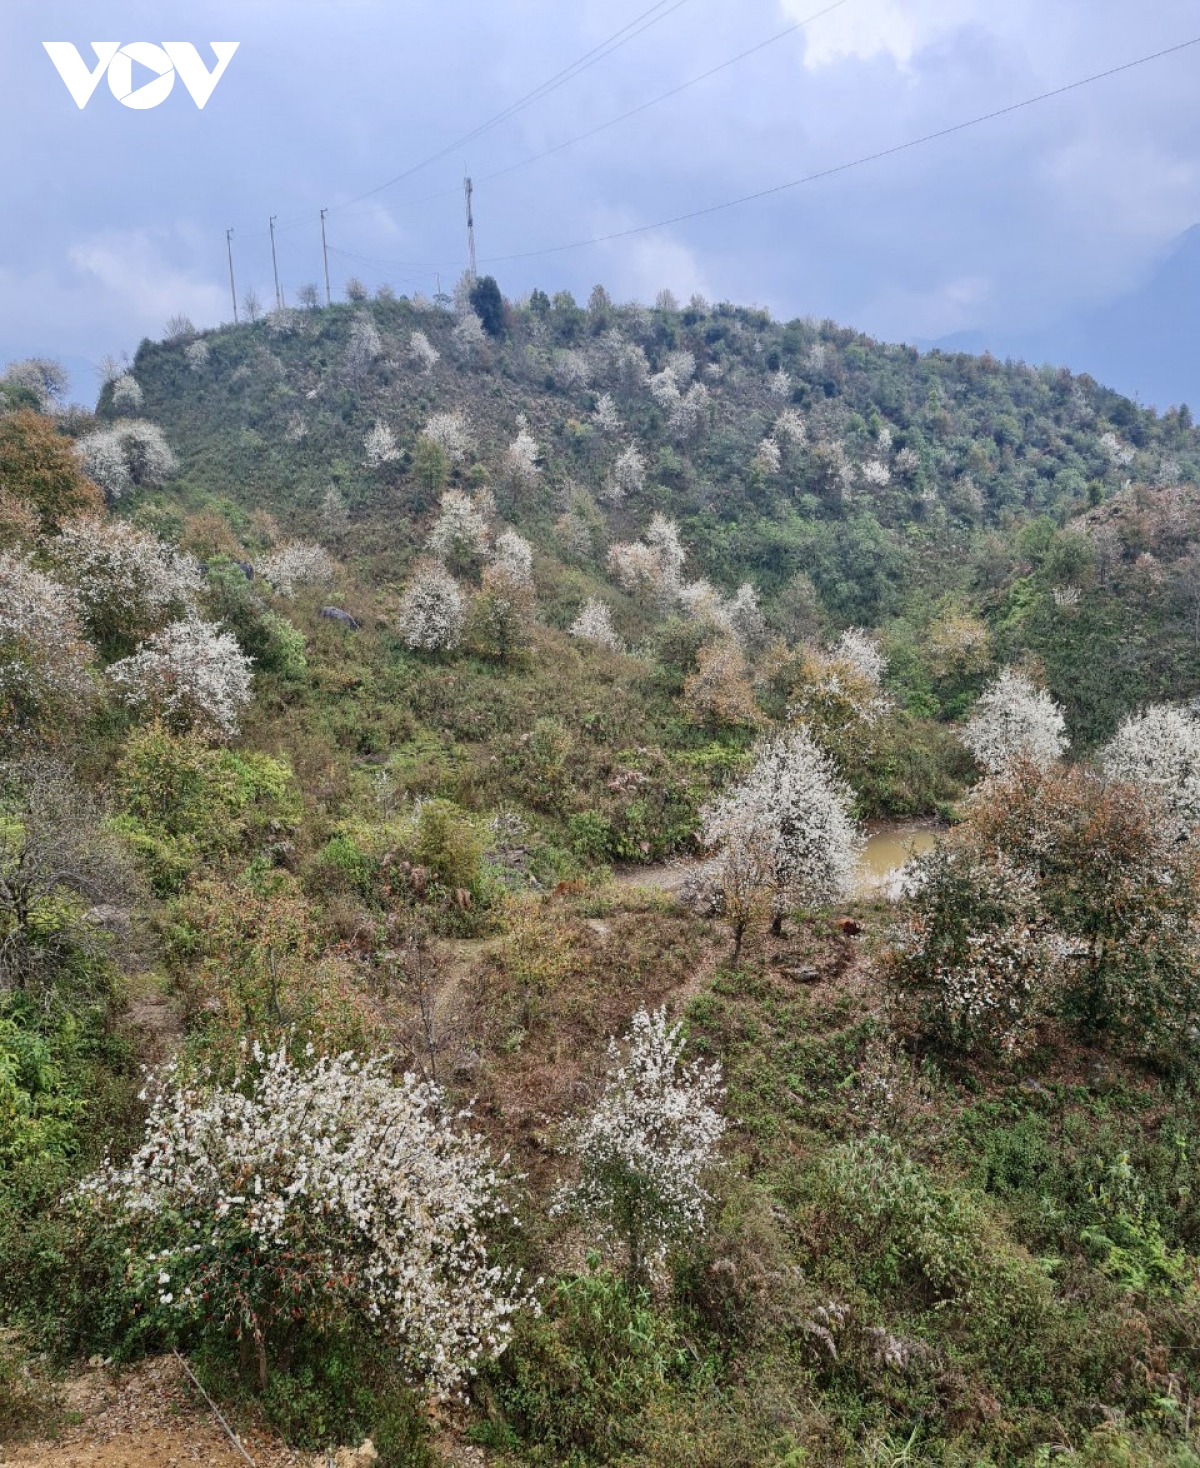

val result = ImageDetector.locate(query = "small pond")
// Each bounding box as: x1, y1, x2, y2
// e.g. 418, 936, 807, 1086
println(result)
855, 823, 941, 895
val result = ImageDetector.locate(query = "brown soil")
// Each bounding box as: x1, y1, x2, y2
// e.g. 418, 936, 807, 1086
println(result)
0, 1357, 310, 1468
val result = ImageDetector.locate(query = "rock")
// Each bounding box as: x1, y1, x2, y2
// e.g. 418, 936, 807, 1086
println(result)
779, 965, 820, 983
320, 606, 361, 629
324, 1441, 379, 1468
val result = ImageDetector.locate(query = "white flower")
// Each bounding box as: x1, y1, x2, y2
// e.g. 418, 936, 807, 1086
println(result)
503, 426, 540, 489
421, 412, 472, 463
106, 617, 253, 740
425, 489, 491, 563
409, 331, 439, 374
1103, 704, 1200, 838
699, 727, 863, 922
398, 560, 466, 652
49, 517, 201, 646
75, 421, 177, 502
833, 627, 887, 685
961, 668, 1068, 774
607, 514, 685, 611
0, 552, 96, 730
556, 1008, 724, 1275
80, 1045, 529, 1394
258, 541, 336, 596
570, 597, 623, 653
364, 421, 400, 467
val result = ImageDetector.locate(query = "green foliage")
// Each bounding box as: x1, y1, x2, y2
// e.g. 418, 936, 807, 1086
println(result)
310, 832, 379, 900
469, 275, 506, 338
113, 724, 299, 893
203, 557, 308, 679
0, 1014, 84, 1170
413, 798, 483, 893
479, 1261, 680, 1463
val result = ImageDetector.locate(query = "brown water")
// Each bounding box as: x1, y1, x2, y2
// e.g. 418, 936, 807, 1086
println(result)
856, 824, 940, 894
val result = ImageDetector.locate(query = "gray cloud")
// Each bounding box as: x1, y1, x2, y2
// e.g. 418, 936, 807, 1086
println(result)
3, 0, 1198, 401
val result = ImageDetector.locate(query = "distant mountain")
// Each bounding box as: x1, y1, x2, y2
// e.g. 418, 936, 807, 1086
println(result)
930, 225, 1200, 413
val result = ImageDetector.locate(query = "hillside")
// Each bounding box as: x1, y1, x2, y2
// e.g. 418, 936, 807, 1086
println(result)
116, 286, 1200, 744
4, 286, 1200, 1467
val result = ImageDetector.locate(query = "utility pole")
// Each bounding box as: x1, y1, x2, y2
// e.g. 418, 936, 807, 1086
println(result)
463, 176, 477, 279
319, 207, 331, 306
225, 228, 238, 323
269, 215, 283, 309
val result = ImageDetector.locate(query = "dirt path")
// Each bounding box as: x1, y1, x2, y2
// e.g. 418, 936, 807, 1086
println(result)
608, 859, 696, 895
0, 1357, 315, 1468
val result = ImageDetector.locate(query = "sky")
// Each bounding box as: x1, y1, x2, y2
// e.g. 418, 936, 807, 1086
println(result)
2, 0, 1198, 407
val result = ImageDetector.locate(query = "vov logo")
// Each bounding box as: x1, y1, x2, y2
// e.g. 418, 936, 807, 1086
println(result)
43, 42, 239, 110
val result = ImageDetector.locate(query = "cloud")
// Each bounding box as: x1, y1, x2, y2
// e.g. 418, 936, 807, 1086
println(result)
860, 273, 993, 341
789, 0, 991, 72
0, 230, 227, 393
67, 231, 227, 333
591, 225, 714, 306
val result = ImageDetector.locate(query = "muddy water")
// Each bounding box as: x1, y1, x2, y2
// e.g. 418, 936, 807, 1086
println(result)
855, 823, 940, 895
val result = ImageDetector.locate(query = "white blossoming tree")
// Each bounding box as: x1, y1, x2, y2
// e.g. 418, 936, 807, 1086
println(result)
753, 437, 782, 476
1, 358, 69, 412
452, 309, 487, 358
503, 421, 540, 492
493, 528, 534, 588
364, 421, 400, 468
258, 540, 336, 597
75, 422, 177, 502
607, 514, 685, 612
81, 1043, 528, 1394
421, 412, 472, 464
409, 330, 440, 374
426, 489, 492, 569
49, 517, 201, 650
343, 315, 382, 387
884, 845, 1047, 1057
570, 597, 623, 653
605, 443, 645, 503
110, 375, 144, 413
398, 560, 466, 653
593, 394, 622, 434
961, 668, 1069, 775
699, 728, 863, 950
1102, 704, 1200, 837
107, 618, 253, 740
0, 553, 96, 743
185, 340, 210, 372
556, 1008, 724, 1285
727, 583, 766, 651
834, 627, 887, 685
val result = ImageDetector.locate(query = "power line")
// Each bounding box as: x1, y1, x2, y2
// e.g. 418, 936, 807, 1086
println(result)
477, 32, 1200, 265
273, 0, 696, 230
330, 0, 694, 213
476, 0, 849, 191
322, 0, 850, 231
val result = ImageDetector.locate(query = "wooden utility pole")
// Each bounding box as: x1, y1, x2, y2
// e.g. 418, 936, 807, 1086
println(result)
463, 176, 477, 279
319, 208, 331, 306
225, 228, 238, 323
269, 215, 283, 309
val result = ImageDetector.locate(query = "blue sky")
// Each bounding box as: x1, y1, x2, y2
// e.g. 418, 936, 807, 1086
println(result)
3, 0, 1198, 406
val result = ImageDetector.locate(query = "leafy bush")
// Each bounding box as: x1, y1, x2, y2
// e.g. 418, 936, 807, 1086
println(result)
479, 1262, 679, 1463
114, 724, 298, 893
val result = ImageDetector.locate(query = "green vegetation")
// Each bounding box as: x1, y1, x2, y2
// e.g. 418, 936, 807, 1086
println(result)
3, 284, 1200, 1463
